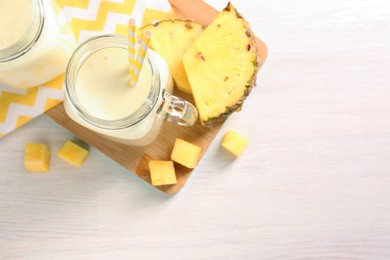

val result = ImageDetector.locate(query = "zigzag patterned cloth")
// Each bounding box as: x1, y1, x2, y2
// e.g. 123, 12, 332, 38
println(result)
0, 0, 175, 137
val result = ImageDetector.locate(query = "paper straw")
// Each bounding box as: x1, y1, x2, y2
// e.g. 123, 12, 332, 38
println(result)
128, 18, 137, 85
131, 30, 152, 85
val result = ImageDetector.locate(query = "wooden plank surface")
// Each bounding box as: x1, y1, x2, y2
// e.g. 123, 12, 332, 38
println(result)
45, 0, 268, 194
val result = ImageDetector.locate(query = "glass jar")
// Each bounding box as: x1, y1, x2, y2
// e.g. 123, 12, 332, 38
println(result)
0, 0, 76, 89
63, 34, 198, 146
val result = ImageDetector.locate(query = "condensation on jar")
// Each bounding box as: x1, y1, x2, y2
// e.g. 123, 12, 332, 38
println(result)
0, 0, 76, 89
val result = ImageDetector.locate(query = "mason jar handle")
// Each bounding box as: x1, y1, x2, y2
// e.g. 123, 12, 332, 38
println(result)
158, 90, 198, 126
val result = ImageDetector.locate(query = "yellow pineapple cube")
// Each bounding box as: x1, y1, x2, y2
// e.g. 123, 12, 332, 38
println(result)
171, 138, 202, 169
221, 130, 249, 157
149, 160, 177, 186
24, 143, 50, 173
57, 141, 89, 167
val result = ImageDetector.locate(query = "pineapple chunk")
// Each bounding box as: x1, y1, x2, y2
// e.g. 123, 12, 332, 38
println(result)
182, 3, 259, 127
24, 143, 50, 173
149, 160, 177, 186
57, 141, 89, 167
142, 20, 204, 94
221, 130, 249, 157
171, 138, 202, 169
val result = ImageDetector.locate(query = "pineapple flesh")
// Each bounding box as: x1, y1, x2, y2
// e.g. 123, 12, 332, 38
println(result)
221, 130, 249, 157
24, 143, 51, 173
57, 141, 89, 167
182, 3, 259, 127
142, 20, 204, 94
171, 138, 202, 169
149, 160, 177, 186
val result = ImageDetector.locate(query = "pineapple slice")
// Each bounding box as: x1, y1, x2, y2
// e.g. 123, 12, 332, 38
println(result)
171, 138, 202, 169
149, 160, 177, 186
24, 143, 50, 173
221, 130, 249, 157
182, 3, 259, 127
142, 20, 204, 94
57, 141, 89, 167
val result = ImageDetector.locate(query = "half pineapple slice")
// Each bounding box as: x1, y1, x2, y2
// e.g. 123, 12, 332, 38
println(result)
182, 3, 259, 127
142, 20, 204, 94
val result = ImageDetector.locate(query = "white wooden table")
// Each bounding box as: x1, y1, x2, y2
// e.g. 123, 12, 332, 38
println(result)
1, 0, 390, 258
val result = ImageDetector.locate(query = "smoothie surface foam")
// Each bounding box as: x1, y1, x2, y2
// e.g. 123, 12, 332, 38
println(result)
0, 0, 33, 49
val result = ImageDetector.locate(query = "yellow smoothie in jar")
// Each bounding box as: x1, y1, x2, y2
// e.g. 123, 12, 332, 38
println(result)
76, 47, 152, 121
63, 35, 171, 146
63, 34, 197, 146
0, 0, 76, 88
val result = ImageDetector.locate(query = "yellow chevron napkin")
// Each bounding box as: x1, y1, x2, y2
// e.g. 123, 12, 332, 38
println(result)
0, 0, 175, 137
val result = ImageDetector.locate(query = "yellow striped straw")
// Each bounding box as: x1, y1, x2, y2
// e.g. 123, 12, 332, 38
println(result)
131, 30, 152, 85
128, 18, 137, 86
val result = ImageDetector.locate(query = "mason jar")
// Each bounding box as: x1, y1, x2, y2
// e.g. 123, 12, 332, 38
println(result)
0, 0, 76, 89
63, 34, 198, 146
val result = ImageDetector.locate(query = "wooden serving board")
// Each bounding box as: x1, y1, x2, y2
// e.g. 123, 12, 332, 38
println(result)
45, 0, 268, 194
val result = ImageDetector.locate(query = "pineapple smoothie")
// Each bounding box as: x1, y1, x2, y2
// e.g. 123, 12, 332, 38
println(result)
64, 34, 198, 146
0, 0, 32, 49
0, 0, 75, 88
63, 35, 171, 146
76, 47, 152, 121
